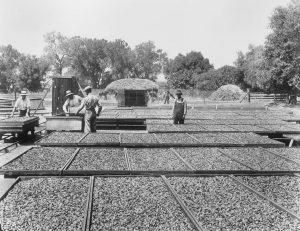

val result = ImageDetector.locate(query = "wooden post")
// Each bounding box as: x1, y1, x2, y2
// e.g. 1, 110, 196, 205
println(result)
247, 88, 250, 103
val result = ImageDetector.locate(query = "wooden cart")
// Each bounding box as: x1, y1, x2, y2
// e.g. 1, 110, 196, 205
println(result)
0, 117, 39, 139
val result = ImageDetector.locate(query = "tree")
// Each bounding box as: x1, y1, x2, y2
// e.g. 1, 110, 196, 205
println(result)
105, 39, 135, 81
43, 32, 71, 75
69, 37, 110, 88
17, 55, 49, 92
264, 1, 300, 93
132, 41, 167, 80
193, 65, 242, 91
165, 51, 213, 89
234, 45, 271, 91
0, 45, 20, 92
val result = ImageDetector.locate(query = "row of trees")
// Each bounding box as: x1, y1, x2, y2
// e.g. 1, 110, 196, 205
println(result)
40, 33, 167, 88
165, 0, 300, 94
0, 0, 299, 94
0, 45, 49, 92
0, 34, 167, 92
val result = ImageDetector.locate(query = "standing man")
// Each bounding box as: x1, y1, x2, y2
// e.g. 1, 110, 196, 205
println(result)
172, 90, 187, 124
76, 86, 102, 133
63, 90, 82, 116
163, 90, 175, 104
11, 90, 30, 117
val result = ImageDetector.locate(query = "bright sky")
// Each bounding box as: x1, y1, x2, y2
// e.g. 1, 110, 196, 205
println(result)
0, 0, 290, 69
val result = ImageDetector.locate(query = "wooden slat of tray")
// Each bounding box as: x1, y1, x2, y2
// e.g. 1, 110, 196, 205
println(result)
2, 170, 299, 178
161, 175, 204, 231
0, 146, 33, 167
60, 170, 300, 176
82, 176, 94, 231
0, 117, 39, 126
3, 170, 62, 177
230, 175, 300, 221
0, 177, 20, 200
37, 142, 79, 147
78, 143, 120, 147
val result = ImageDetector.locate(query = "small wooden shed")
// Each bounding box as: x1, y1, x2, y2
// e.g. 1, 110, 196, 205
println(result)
105, 78, 159, 107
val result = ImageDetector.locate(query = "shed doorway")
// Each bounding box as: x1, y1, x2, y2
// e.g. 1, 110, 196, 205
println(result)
125, 90, 146, 107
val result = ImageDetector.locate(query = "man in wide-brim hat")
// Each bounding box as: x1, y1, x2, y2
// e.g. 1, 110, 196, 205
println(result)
63, 90, 82, 116
76, 86, 102, 132
172, 89, 187, 124
11, 90, 31, 117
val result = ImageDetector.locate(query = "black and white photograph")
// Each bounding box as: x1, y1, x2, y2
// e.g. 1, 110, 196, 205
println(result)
0, 0, 300, 230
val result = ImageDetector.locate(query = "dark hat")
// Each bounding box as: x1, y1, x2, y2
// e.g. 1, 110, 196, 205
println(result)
175, 90, 182, 95
65, 90, 74, 97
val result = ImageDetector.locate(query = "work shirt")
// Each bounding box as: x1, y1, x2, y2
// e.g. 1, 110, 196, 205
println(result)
63, 95, 82, 113
14, 97, 30, 110
81, 94, 101, 111
172, 98, 187, 118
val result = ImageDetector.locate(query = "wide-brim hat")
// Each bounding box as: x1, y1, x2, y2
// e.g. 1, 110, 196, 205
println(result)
20, 91, 27, 96
83, 86, 92, 92
65, 90, 74, 97
175, 90, 182, 95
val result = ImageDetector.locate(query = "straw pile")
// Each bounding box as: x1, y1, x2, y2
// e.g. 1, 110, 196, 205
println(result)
209, 84, 245, 101
105, 78, 158, 92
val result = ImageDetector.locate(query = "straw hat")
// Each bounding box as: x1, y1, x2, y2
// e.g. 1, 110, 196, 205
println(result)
65, 90, 74, 97
20, 90, 27, 96
83, 86, 92, 92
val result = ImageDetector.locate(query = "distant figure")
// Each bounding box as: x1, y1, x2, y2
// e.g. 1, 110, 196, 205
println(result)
76, 86, 102, 133
63, 90, 82, 116
99, 91, 108, 100
172, 90, 187, 124
163, 90, 175, 104
11, 90, 30, 117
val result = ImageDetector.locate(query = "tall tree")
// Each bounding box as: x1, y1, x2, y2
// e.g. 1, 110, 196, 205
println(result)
234, 45, 271, 91
0, 45, 20, 92
132, 41, 167, 80
43, 32, 71, 75
17, 55, 49, 92
105, 39, 134, 81
69, 37, 110, 88
264, 1, 300, 93
165, 51, 213, 89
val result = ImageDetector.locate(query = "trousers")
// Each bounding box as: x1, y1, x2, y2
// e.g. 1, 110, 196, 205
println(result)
84, 110, 97, 133
173, 116, 184, 124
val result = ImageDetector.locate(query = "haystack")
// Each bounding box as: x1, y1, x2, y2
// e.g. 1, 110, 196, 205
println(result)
210, 84, 245, 101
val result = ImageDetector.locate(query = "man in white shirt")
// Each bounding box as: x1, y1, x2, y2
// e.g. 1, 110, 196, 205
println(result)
63, 90, 82, 116
76, 86, 102, 132
11, 90, 31, 117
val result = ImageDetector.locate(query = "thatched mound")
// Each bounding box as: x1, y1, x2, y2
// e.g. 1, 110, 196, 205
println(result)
105, 78, 158, 92
210, 84, 245, 101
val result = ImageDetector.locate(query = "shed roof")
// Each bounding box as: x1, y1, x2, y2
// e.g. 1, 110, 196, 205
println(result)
105, 78, 159, 92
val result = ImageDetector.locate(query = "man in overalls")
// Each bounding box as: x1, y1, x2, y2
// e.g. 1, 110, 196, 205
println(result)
76, 86, 102, 132
172, 90, 187, 124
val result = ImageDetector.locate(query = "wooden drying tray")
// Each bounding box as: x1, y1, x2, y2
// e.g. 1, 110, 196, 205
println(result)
0, 116, 39, 127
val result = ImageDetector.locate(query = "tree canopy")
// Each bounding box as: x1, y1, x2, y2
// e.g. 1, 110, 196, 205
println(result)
264, 1, 300, 92
193, 65, 242, 91
164, 51, 213, 89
